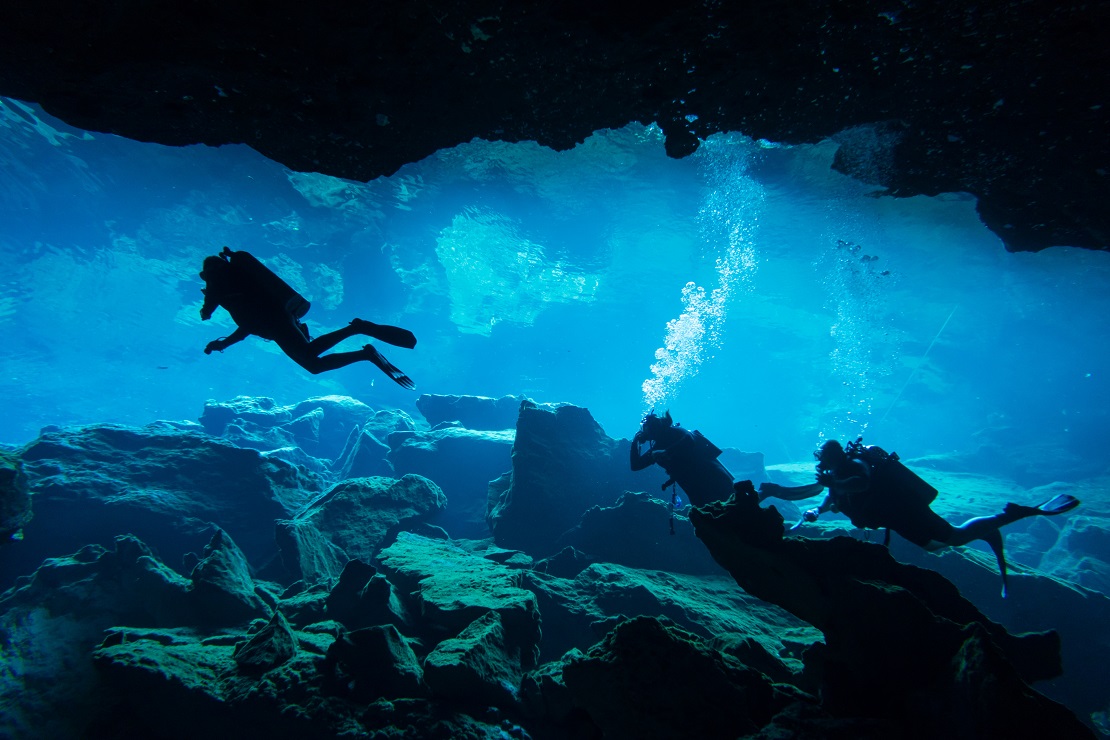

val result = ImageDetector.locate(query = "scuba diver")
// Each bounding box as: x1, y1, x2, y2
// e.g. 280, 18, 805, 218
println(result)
801, 438, 1080, 596
630, 411, 748, 507
200, 247, 417, 389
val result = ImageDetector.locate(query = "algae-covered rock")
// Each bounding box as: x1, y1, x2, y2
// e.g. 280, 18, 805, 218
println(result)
321, 623, 426, 701
562, 616, 799, 739
377, 533, 541, 666
233, 610, 297, 673
0, 447, 31, 540
188, 527, 269, 626
424, 610, 523, 706
388, 425, 514, 538
278, 474, 447, 584
12, 423, 322, 586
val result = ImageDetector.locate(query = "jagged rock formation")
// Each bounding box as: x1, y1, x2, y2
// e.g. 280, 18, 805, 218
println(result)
8, 422, 323, 587
0, 2, 1106, 251
0, 395, 1104, 736
690, 487, 1094, 737
0, 447, 30, 540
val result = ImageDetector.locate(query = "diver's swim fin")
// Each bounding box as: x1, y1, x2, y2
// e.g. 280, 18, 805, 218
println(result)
982, 529, 1009, 599
759, 482, 825, 502
352, 319, 417, 349
1035, 493, 1080, 516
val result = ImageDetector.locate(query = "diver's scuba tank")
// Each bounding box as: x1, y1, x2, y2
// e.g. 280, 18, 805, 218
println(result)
846, 437, 937, 507
222, 247, 311, 319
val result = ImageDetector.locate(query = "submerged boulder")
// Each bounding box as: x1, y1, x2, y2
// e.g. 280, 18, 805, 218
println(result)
559, 490, 722, 575
377, 533, 542, 667
388, 425, 514, 538
561, 616, 804, 739
690, 487, 1093, 737
277, 474, 446, 584
416, 393, 523, 431
487, 401, 666, 556
0, 447, 31, 540
11, 423, 322, 586
423, 610, 523, 706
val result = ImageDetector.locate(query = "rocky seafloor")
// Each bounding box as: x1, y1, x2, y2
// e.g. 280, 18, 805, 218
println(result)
1, 394, 1107, 738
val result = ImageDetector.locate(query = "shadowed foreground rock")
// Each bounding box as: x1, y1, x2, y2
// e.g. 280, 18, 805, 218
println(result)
689, 485, 1093, 737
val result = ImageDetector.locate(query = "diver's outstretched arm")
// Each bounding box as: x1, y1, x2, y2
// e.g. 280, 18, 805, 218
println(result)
205, 327, 250, 354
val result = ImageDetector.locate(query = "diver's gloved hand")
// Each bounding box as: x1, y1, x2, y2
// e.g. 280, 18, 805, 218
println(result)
803, 508, 820, 523
204, 339, 224, 355
816, 472, 835, 488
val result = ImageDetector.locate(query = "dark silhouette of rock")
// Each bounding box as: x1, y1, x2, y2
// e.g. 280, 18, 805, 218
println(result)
0, 447, 31, 540
2, 3, 1107, 251
560, 490, 722, 575
561, 616, 805, 739
416, 393, 523, 430
488, 400, 668, 555
690, 486, 1094, 737
10, 423, 323, 588
233, 610, 297, 673
321, 623, 427, 701
323, 559, 407, 631
388, 425, 514, 538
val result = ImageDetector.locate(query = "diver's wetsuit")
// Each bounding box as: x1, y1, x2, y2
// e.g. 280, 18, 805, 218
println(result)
631, 426, 735, 507
827, 457, 953, 546
201, 251, 308, 351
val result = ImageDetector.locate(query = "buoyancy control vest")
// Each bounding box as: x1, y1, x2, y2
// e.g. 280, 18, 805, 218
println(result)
224, 248, 310, 319
839, 439, 938, 529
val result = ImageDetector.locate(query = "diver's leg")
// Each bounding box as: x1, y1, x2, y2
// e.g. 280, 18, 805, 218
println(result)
305, 324, 361, 356
275, 332, 368, 375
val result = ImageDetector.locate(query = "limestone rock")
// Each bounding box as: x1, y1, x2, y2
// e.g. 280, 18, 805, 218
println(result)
233, 609, 297, 673
377, 533, 541, 667
488, 400, 667, 556
323, 559, 407, 631
424, 610, 522, 706
389, 425, 514, 538
416, 393, 523, 430
690, 490, 1093, 736
334, 426, 394, 480
188, 527, 269, 626
559, 490, 722, 575
278, 474, 446, 584
321, 623, 426, 701
562, 616, 800, 739
523, 561, 815, 664
0, 447, 31, 540
12, 423, 322, 586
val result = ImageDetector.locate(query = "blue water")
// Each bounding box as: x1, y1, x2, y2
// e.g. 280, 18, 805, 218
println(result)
2, 96, 1109, 479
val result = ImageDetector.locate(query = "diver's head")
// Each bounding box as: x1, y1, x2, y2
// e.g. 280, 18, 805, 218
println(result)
640, 410, 674, 440
815, 439, 846, 470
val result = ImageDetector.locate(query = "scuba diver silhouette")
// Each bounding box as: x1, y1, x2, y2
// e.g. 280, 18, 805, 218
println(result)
199, 247, 417, 389
797, 438, 1080, 597
630, 411, 746, 507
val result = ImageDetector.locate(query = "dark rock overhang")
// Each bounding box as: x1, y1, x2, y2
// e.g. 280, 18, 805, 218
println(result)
1, 0, 1108, 252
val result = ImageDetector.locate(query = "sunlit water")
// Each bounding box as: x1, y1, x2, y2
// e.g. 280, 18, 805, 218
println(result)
2, 97, 1108, 483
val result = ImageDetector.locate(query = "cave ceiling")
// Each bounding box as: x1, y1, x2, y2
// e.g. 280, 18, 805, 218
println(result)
1, 0, 1108, 252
